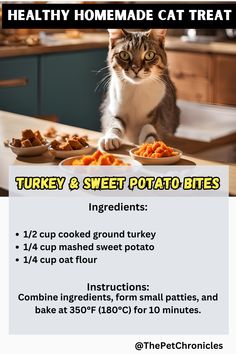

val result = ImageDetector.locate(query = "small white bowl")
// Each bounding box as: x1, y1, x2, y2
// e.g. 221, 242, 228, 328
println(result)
129, 147, 183, 165
9, 141, 50, 157
49, 145, 93, 159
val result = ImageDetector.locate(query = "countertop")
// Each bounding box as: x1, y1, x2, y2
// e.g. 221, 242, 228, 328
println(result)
0, 32, 108, 58
0, 110, 235, 195
166, 36, 236, 55
1, 33, 236, 58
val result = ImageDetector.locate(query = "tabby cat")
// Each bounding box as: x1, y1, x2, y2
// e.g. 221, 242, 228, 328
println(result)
100, 29, 180, 150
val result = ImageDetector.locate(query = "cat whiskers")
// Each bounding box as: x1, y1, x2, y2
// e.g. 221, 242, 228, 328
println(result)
151, 75, 174, 103
95, 73, 111, 92
117, 72, 127, 86
151, 74, 175, 100
150, 74, 165, 87
92, 65, 110, 75
114, 70, 128, 87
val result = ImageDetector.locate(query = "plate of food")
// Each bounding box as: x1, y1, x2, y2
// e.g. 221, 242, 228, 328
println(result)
9, 129, 50, 157
130, 141, 182, 165
60, 150, 141, 166
49, 134, 93, 159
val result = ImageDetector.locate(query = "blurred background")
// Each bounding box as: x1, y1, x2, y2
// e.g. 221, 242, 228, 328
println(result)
1, 1, 236, 164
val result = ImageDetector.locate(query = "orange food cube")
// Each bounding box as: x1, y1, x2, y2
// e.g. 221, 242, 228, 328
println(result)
81, 156, 93, 165
154, 153, 162, 158
156, 147, 164, 154
146, 147, 153, 155
162, 150, 171, 157
70, 150, 128, 166
107, 154, 115, 163
92, 150, 103, 160
152, 142, 161, 150
99, 156, 110, 165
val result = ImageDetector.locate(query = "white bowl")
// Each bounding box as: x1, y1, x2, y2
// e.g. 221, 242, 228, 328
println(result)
49, 145, 93, 159
59, 154, 142, 167
9, 141, 50, 157
129, 147, 183, 165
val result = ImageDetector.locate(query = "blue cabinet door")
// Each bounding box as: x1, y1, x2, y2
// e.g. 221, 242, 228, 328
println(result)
40, 48, 108, 131
0, 56, 38, 116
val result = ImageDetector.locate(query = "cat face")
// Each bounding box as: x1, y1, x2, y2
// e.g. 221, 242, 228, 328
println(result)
108, 29, 167, 84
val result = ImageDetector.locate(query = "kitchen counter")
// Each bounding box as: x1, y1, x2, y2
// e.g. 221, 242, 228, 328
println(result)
0, 32, 108, 58
1, 33, 236, 58
0, 110, 236, 195
166, 36, 236, 55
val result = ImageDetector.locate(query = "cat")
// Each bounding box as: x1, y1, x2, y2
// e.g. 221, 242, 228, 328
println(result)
99, 28, 180, 151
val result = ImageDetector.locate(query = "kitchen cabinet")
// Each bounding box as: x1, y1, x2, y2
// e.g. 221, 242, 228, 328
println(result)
167, 50, 236, 106
214, 55, 236, 106
39, 48, 107, 131
167, 51, 212, 103
0, 48, 107, 131
0, 56, 38, 116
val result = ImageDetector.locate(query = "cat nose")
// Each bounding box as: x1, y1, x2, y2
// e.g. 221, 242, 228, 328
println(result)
132, 65, 140, 75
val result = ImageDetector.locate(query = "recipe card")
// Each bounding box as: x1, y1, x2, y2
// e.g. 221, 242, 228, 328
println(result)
9, 166, 228, 335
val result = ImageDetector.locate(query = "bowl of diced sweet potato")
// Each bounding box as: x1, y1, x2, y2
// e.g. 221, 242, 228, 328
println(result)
9, 129, 50, 157
60, 150, 141, 166
130, 141, 182, 165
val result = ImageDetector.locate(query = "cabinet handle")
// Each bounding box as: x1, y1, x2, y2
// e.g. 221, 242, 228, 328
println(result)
173, 72, 196, 79
0, 77, 28, 88
174, 72, 184, 79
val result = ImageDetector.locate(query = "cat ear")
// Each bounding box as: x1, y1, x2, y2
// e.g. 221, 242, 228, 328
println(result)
108, 29, 126, 47
148, 29, 167, 46
149, 29, 167, 38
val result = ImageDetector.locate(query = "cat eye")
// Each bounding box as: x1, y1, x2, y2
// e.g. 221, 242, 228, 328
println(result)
119, 51, 131, 61
144, 51, 156, 61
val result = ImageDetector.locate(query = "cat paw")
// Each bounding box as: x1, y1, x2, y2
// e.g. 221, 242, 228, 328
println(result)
99, 134, 122, 151
145, 135, 157, 143
139, 124, 158, 145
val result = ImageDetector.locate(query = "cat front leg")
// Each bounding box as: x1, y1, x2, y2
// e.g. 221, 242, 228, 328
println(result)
99, 116, 125, 151
138, 124, 159, 144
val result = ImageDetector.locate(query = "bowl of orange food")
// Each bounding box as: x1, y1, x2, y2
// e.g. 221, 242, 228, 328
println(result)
60, 150, 141, 166
130, 141, 182, 165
